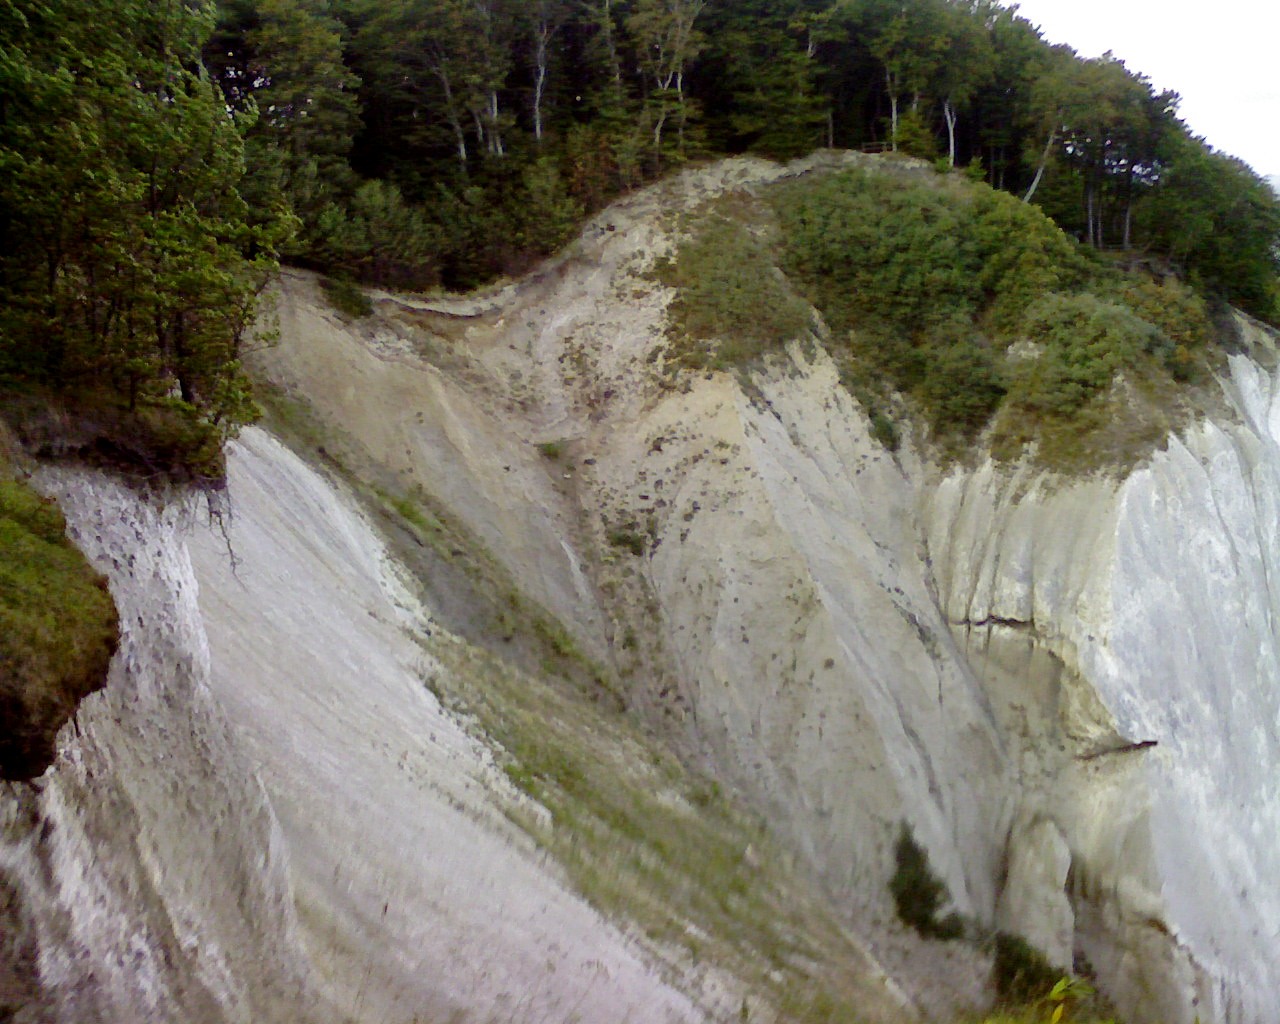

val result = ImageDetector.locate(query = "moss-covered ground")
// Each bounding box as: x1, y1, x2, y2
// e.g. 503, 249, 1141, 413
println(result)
0, 420, 118, 779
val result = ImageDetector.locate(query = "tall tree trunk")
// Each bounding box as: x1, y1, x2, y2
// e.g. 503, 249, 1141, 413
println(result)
886, 69, 899, 150
1122, 164, 1135, 249
1022, 127, 1057, 203
944, 98, 957, 168
599, 0, 622, 86
487, 90, 504, 155
533, 22, 549, 141
675, 69, 686, 153
433, 65, 468, 167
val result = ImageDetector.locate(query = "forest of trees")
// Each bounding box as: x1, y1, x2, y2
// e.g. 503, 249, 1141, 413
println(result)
2, 0, 1279, 461
190, 0, 1280, 313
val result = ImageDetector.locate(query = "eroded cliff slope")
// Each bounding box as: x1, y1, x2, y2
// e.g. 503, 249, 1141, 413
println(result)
4, 154, 1279, 1023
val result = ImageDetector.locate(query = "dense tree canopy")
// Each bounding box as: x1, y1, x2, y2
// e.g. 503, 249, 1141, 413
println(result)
1, 0, 288, 474
189, 0, 1280, 315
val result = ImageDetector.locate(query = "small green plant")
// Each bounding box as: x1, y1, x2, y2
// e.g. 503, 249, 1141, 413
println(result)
607, 527, 646, 557
869, 411, 900, 452
320, 275, 374, 319
536, 440, 565, 460
992, 932, 1065, 1005
889, 822, 964, 939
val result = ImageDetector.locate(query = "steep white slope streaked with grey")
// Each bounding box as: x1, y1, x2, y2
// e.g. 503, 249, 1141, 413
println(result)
0, 430, 699, 1024
187, 428, 700, 1024
923, 334, 1280, 1024
244, 150, 1280, 1020
7, 156, 1280, 1024
1, 468, 317, 1024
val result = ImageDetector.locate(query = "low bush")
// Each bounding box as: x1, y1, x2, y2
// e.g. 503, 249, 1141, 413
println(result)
991, 932, 1064, 1005
320, 276, 374, 319
1006, 293, 1161, 417
656, 212, 811, 370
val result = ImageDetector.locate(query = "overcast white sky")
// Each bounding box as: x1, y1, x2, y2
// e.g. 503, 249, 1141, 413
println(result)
1003, 0, 1280, 180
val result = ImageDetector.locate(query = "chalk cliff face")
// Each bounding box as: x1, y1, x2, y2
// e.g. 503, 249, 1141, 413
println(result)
922, 328, 1280, 1024
4, 156, 1280, 1023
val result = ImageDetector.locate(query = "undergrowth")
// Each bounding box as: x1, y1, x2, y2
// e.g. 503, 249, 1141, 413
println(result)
659, 166, 1224, 471
0, 424, 119, 779
320, 275, 374, 320
653, 194, 811, 372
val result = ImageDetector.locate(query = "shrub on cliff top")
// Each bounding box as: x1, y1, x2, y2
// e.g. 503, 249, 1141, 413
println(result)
656, 212, 811, 370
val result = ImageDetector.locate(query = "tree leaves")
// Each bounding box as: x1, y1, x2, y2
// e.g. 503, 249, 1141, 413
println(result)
0, 0, 284, 448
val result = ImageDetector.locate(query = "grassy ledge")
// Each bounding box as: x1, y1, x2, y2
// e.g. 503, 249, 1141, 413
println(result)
0, 421, 119, 780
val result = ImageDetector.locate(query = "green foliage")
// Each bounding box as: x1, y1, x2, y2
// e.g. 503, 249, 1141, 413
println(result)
889, 822, 964, 940
189, 0, 1280, 316
869, 411, 900, 452
1134, 141, 1280, 320
0, 0, 282, 465
893, 107, 939, 160
768, 167, 1223, 462
776, 170, 976, 333
313, 180, 440, 290
1007, 293, 1161, 416
657, 212, 810, 370
0, 466, 119, 780
991, 932, 1068, 1007
962, 187, 1095, 335
607, 527, 647, 557
320, 276, 374, 319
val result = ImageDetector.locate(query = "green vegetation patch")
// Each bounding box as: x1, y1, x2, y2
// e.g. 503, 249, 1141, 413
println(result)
0, 452, 119, 779
889, 822, 964, 940
424, 632, 892, 1023
655, 204, 811, 371
319, 275, 374, 320
758, 167, 1220, 467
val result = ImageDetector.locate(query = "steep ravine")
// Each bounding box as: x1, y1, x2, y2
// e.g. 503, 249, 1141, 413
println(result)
4, 155, 1280, 1023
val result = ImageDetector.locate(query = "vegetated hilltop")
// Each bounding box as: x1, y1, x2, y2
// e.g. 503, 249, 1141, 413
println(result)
660, 158, 1226, 471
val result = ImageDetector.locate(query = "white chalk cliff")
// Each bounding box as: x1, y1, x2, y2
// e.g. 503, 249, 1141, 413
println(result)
3, 156, 1278, 1023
